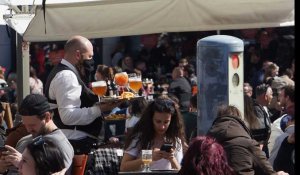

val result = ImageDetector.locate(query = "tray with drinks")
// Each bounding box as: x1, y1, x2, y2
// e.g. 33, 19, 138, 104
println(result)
99, 94, 144, 104
100, 96, 123, 103
104, 114, 127, 121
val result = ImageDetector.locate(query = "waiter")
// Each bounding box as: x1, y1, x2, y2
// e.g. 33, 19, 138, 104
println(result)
45, 35, 119, 154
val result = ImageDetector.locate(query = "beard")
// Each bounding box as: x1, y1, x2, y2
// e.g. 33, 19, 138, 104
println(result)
32, 124, 47, 138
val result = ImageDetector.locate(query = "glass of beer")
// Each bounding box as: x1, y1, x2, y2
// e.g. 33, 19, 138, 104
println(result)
141, 149, 152, 172
114, 72, 128, 87
114, 72, 128, 95
91, 80, 107, 101
128, 73, 142, 95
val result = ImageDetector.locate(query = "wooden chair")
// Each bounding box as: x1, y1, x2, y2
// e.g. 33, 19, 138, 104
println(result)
1, 102, 13, 129
72, 154, 88, 175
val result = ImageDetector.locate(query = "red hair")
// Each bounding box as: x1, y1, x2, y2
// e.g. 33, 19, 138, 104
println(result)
179, 136, 235, 175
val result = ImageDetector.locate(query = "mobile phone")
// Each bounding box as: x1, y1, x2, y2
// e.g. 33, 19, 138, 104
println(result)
0, 146, 7, 152
160, 143, 173, 152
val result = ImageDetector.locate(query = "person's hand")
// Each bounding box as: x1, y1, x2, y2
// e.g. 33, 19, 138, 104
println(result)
152, 148, 175, 162
277, 171, 289, 175
109, 137, 119, 143
0, 156, 12, 173
160, 148, 175, 162
2, 145, 22, 168
152, 148, 163, 161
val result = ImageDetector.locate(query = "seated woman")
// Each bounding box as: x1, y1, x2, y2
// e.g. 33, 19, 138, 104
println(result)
179, 136, 235, 175
9, 136, 66, 175
120, 96, 186, 171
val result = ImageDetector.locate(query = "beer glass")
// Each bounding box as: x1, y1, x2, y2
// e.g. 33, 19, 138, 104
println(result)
128, 73, 142, 95
141, 150, 152, 172
114, 72, 128, 87
91, 80, 107, 101
114, 72, 128, 95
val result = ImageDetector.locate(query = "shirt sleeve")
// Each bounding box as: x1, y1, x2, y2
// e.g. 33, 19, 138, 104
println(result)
49, 70, 101, 125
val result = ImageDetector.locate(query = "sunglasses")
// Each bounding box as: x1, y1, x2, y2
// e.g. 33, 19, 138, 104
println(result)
31, 136, 48, 157
32, 136, 45, 145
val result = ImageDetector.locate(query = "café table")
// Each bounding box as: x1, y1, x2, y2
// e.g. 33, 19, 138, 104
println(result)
119, 170, 179, 175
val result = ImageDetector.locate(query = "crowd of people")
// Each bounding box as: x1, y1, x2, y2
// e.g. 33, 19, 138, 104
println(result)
0, 26, 295, 175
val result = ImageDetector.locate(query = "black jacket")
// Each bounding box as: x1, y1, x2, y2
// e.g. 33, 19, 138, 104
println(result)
252, 100, 272, 143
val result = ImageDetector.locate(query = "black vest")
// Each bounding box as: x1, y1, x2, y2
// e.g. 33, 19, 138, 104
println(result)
45, 63, 102, 137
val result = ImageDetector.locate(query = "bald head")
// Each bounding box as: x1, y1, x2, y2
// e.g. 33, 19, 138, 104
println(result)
64, 35, 93, 64
65, 35, 91, 53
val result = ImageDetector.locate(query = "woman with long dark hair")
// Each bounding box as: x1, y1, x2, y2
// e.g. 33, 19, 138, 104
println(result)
120, 96, 186, 171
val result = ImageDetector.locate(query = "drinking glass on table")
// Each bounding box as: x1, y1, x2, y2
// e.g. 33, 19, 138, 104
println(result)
128, 73, 142, 95
91, 80, 107, 101
141, 149, 152, 172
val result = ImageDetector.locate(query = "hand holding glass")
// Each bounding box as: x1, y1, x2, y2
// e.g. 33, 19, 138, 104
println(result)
141, 149, 152, 172
91, 80, 107, 101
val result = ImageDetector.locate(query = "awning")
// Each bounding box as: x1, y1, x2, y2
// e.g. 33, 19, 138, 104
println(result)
21, 0, 294, 42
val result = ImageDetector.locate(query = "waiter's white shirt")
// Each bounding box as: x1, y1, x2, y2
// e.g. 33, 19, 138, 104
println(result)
48, 59, 102, 140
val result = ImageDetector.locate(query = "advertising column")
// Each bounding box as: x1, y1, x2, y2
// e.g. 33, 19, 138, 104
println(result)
196, 35, 244, 135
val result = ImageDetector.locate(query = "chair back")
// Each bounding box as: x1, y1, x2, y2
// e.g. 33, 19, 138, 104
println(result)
84, 148, 123, 175
72, 154, 88, 175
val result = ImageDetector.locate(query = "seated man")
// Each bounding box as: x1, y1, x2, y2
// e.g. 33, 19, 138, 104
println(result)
0, 94, 74, 174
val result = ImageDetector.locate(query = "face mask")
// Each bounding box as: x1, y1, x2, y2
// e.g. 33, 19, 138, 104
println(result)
83, 59, 94, 74
82, 59, 95, 83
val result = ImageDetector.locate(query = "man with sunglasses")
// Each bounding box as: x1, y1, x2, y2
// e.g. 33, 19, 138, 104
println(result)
44, 35, 121, 154
0, 94, 74, 174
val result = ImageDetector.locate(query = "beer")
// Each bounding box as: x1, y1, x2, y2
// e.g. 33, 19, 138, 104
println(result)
129, 80, 142, 93
91, 81, 107, 97
142, 159, 152, 165
114, 72, 128, 86
128, 73, 142, 93
141, 149, 152, 172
